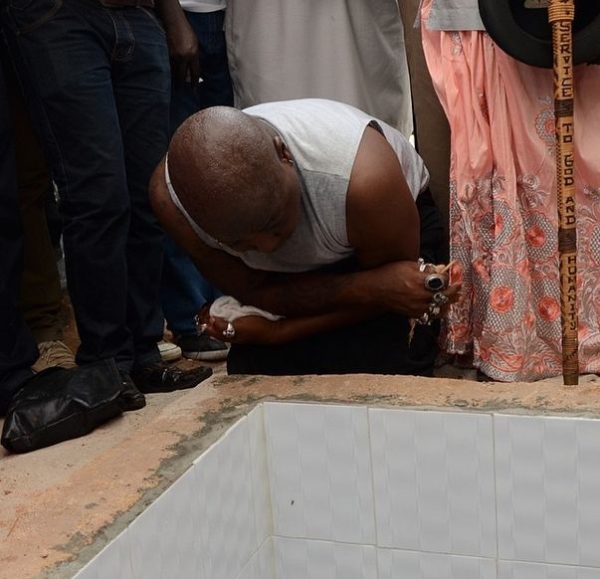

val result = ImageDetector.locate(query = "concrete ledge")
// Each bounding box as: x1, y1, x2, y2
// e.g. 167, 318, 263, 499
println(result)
1, 371, 599, 579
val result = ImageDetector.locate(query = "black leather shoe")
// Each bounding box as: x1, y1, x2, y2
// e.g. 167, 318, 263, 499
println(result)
131, 363, 212, 394
118, 372, 146, 411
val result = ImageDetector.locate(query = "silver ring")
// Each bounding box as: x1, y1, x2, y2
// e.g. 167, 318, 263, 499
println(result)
418, 258, 435, 273
424, 273, 447, 292
416, 312, 430, 326
195, 314, 208, 335
433, 292, 449, 306
222, 322, 236, 339
428, 304, 441, 318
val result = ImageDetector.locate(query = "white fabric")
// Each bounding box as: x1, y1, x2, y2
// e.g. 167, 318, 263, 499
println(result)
225, 0, 413, 136
179, 0, 226, 13
209, 296, 282, 322
165, 156, 213, 244
166, 99, 428, 274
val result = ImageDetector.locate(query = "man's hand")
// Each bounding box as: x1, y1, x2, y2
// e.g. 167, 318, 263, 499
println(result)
167, 18, 201, 85
199, 307, 284, 345
371, 261, 461, 318
156, 0, 201, 85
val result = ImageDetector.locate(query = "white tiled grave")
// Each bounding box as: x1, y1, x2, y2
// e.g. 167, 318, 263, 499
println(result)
74, 403, 600, 579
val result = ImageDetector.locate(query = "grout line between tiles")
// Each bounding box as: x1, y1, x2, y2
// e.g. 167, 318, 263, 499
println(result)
243, 412, 263, 571
232, 536, 275, 579
261, 402, 279, 541
497, 558, 600, 571
365, 406, 381, 578
270, 533, 502, 560
492, 412, 500, 565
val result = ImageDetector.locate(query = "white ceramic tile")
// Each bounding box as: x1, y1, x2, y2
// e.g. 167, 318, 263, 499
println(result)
73, 529, 133, 579
377, 549, 496, 579
495, 415, 600, 566
264, 402, 375, 544
194, 416, 259, 579
192, 414, 246, 466
272, 537, 376, 579
128, 468, 205, 579
248, 405, 274, 543
370, 409, 496, 557
235, 538, 276, 579
498, 561, 600, 579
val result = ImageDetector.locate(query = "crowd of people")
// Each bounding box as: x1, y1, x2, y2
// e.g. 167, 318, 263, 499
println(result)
5, 0, 597, 454
0, 0, 463, 452
0, 0, 237, 416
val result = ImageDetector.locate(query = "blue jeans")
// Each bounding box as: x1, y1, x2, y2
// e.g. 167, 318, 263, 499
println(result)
0, 54, 37, 413
161, 9, 233, 336
2, 0, 170, 371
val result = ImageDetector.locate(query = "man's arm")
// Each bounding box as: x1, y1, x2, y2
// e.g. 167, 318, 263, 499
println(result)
150, 148, 456, 320
346, 125, 421, 268
155, 0, 201, 85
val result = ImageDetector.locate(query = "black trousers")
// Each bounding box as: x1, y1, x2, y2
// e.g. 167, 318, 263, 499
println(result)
0, 57, 37, 413
227, 189, 444, 376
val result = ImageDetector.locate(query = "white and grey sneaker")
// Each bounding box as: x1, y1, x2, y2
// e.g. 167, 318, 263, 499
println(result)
177, 334, 229, 361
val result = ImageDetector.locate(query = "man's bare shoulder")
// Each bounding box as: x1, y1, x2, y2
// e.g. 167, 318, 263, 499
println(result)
346, 125, 420, 266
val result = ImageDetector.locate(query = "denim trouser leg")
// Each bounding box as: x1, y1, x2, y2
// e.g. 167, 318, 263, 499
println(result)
161, 9, 232, 337
112, 12, 170, 367
0, 56, 37, 413
2, 0, 169, 372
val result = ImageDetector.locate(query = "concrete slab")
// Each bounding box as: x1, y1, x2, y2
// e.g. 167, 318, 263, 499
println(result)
2, 369, 600, 579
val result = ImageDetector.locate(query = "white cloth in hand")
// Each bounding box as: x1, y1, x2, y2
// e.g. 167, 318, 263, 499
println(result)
209, 296, 283, 322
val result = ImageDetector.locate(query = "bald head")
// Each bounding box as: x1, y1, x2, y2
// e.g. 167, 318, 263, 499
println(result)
167, 107, 296, 245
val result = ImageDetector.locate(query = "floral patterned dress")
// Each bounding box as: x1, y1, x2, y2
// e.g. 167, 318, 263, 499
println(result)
421, 0, 600, 381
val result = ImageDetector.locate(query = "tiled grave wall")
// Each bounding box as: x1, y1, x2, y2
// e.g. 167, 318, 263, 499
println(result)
74, 402, 600, 579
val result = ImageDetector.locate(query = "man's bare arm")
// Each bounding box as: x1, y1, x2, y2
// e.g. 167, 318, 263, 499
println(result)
150, 157, 455, 319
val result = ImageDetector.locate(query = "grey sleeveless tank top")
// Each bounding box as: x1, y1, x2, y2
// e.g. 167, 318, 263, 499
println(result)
191, 98, 429, 273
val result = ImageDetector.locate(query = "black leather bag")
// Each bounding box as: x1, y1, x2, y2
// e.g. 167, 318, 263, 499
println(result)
1, 359, 124, 453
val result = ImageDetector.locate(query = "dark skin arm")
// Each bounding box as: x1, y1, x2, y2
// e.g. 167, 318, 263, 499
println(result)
155, 0, 201, 85
150, 127, 459, 342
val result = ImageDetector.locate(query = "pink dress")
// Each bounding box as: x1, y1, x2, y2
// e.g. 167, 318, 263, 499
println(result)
421, 0, 600, 381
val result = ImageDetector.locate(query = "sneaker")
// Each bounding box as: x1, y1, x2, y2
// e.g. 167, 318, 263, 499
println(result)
158, 340, 182, 362
131, 362, 213, 394
32, 340, 77, 373
118, 372, 147, 411
177, 334, 229, 361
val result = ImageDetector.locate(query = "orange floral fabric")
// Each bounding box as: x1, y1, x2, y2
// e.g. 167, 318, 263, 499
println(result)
421, 0, 600, 381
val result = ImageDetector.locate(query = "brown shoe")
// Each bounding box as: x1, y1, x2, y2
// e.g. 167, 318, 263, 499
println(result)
32, 340, 77, 373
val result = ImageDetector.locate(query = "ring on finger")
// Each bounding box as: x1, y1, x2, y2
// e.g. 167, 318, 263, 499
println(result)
418, 258, 435, 273
416, 312, 431, 326
424, 273, 447, 292
428, 303, 441, 318
433, 292, 449, 306
195, 314, 208, 335
222, 321, 236, 339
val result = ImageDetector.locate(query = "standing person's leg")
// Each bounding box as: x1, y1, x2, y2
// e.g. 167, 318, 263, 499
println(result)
2, 0, 136, 372
0, 54, 37, 414
2, 55, 75, 371
110, 7, 170, 371
398, 0, 451, 261
161, 8, 232, 361
112, 6, 213, 390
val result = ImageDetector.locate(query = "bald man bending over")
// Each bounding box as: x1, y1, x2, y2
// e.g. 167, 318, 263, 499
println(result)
150, 99, 460, 375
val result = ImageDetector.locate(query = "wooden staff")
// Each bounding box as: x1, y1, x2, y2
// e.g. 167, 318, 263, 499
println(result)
548, 0, 578, 385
